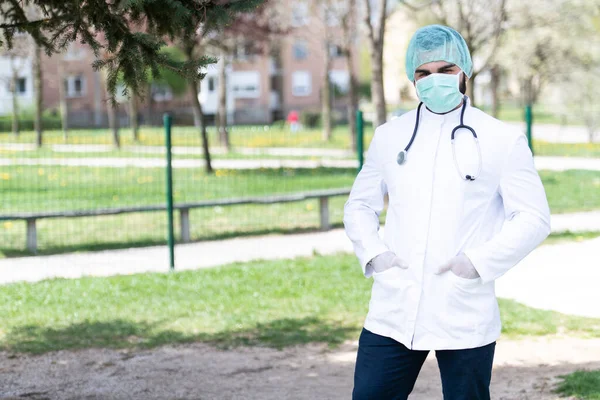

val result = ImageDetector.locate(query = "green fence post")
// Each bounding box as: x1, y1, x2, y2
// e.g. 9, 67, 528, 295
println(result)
356, 110, 364, 172
525, 104, 534, 155
164, 113, 175, 271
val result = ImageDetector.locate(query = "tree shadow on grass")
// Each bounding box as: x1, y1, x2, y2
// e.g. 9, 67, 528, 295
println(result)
2, 316, 359, 355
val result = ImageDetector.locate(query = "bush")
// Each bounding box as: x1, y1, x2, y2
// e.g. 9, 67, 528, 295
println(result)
270, 119, 286, 129
0, 114, 62, 132
300, 111, 321, 129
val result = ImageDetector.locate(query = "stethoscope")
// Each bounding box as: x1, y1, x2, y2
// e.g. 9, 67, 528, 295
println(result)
396, 95, 482, 181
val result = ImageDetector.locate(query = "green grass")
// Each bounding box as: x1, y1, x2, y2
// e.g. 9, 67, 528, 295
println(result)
0, 253, 599, 355
0, 167, 598, 257
0, 166, 357, 257
0, 125, 375, 150
0, 146, 350, 160
534, 140, 600, 158
2, 140, 600, 161
555, 370, 600, 399
492, 104, 571, 125
540, 170, 600, 214
1, 167, 597, 214
0, 166, 356, 212
0, 199, 352, 257
544, 231, 600, 245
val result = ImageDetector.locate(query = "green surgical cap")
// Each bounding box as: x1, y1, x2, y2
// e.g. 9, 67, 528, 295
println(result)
405, 24, 473, 82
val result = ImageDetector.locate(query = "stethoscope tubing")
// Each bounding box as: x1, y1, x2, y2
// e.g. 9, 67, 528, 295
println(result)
398, 95, 482, 181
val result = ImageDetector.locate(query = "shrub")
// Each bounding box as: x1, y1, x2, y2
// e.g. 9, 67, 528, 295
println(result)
300, 111, 321, 129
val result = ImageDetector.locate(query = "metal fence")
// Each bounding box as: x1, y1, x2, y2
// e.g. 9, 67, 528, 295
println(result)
0, 115, 365, 266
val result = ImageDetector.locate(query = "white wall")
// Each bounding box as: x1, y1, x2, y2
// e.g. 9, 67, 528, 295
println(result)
198, 60, 235, 118
0, 56, 34, 116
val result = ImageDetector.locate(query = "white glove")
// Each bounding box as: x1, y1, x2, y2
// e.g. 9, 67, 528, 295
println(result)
369, 251, 409, 274
435, 253, 480, 279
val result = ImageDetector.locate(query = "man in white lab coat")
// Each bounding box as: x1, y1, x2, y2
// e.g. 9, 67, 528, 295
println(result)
344, 25, 551, 400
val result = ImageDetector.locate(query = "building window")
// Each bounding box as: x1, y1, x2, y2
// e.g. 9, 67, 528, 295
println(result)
208, 77, 216, 92
151, 84, 173, 102
329, 44, 344, 58
329, 70, 350, 94
291, 3, 309, 26
293, 40, 309, 60
64, 43, 85, 61
324, 7, 340, 26
16, 78, 27, 95
234, 42, 257, 62
7, 77, 27, 96
232, 71, 260, 98
65, 75, 86, 98
292, 71, 312, 97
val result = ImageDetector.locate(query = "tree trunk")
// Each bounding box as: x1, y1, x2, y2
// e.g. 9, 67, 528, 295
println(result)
363, 0, 387, 129
32, 42, 43, 147
490, 65, 500, 118
129, 95, 139, 142
216, 53, 230, 152
145, 82, 153, 126
57, 60, 69, 141
342, 0, 358, 151
108, 101, 120, 148
10, 69, 19, 137
322, 43, 333, 142
347, 68, 359, 152
370, 45, 386, 129
467, 71, 478, 107
190, 79, 213, 174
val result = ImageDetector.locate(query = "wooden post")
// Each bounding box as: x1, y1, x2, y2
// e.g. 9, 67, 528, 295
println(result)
180, 208, 191, 243
26, 218, 37, 254
319, 197, 330, 231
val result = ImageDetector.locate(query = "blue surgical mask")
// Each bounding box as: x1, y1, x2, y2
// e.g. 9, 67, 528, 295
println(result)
415, 70, 463, 114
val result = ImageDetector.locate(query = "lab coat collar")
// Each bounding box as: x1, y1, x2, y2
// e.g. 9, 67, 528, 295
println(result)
421, 96, 471, 123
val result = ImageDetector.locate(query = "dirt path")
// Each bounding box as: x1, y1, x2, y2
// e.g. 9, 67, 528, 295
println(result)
1, 337, 599, 400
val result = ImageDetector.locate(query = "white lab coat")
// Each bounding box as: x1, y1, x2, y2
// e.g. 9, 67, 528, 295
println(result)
343, 100, 551, 351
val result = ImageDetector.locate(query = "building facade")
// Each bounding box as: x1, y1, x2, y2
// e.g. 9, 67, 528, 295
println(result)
0, 2, 359, 127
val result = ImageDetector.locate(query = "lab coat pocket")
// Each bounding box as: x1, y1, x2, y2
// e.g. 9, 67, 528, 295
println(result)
372, 266, 398, 278
448, 270, 482, 288
369, 267, 414, 330
443, 271, 495, 341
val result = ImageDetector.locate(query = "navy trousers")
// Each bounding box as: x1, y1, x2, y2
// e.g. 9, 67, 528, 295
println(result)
353, 328, 495, 400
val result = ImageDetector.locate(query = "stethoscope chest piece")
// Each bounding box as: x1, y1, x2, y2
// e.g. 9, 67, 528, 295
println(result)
396, 150, 407, 165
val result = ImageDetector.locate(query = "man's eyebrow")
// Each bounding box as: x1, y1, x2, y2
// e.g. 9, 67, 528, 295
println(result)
437, 63, 456, 71
414, 63, 456, 75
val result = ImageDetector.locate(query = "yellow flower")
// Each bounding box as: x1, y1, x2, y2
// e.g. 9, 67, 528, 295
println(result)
1, 173, 10, 180
306, 203, 314, 211
60, 181, 67, 187
3, 222, 13, 229
38, 168, 45, 176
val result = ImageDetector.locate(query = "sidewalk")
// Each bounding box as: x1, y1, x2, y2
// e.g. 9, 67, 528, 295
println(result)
508, 122, 594, 144
1, 155, 599, 171
1, 211, 599, 318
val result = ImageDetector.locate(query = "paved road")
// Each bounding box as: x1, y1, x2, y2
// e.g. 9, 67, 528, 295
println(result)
1, 211, 599, 319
